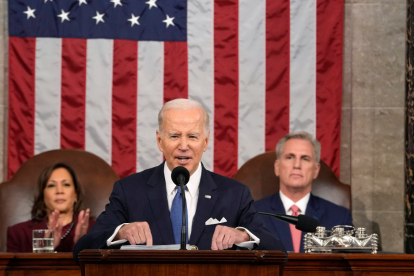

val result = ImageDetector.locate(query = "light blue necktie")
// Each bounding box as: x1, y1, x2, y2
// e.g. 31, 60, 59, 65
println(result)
170, 185, 188, 244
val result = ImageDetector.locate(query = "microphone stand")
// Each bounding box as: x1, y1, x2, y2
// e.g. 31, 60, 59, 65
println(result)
179, 181, 187, 250
258, 212, 319, 233
172, 167, 190, 250
258, 212, 298, 224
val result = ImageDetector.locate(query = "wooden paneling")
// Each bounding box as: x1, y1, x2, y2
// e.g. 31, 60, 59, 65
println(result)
1, 251, 414, 276
79, 250, 287, 276
0, 253, 79, 276
284, 253, 352, 276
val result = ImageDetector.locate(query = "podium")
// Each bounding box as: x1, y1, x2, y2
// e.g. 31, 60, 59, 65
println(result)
78, 250, 287, 276
0, 252, 413, 275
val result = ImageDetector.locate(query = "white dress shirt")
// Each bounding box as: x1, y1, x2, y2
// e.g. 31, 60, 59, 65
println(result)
107, 162, 258, 248
279, 190, 310, 215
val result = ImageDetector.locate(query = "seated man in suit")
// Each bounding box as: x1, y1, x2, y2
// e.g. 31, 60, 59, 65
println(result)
254, 131, 352, 253
74, 98, 285, 259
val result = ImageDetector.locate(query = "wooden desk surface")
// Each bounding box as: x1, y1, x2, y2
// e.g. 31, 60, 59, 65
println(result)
0, 252, 413, 276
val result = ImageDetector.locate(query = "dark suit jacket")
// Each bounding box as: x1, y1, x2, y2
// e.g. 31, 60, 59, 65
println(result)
74, 163, 286, 259
7, 216, 95, 252
254, 192, 353, 253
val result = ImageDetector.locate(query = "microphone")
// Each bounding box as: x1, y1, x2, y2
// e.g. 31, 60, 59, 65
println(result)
259, 212, 319, 233
171, 166, 190, 186
171, 166, 190, 250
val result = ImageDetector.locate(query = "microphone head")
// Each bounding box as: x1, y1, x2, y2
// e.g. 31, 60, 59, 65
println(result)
171, 166, 190, 186
296, 215, 319, 232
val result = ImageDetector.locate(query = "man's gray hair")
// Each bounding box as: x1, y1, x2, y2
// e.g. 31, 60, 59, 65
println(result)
158, 98, 210, 135
276, 131, 321, 163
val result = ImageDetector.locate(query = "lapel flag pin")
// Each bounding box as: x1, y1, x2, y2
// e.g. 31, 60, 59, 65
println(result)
205, 195, 211, 199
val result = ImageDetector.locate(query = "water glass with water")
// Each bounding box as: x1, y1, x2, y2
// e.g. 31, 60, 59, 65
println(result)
32, 229, 54, 253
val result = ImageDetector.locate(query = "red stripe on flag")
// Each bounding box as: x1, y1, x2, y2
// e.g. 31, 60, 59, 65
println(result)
112, 39, 138, 178
8, 37, 36, 179
61, 38, 86, 150
164, 42, 188, 102
213, 0, 239, 178
316, 0, 343, 176
265, 0, 290, 152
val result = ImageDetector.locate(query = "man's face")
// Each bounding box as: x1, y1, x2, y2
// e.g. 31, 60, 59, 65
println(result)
275, 138, 320, 193
156, 108, 209, 176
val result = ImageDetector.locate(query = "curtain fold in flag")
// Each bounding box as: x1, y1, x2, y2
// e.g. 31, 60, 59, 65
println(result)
7, 0, 343, 179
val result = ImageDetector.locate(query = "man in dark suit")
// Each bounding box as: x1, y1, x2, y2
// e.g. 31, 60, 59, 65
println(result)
254, 132, 352, 253
74, 99, 285, 259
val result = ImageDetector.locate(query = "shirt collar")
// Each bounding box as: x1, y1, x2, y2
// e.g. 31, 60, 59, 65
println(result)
279, 190, 310, 214
164, 162, 202, 197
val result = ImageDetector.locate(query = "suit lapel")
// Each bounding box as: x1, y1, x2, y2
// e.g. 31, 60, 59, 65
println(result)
146, 163, 175, 245
188, 165, 217, 245
301, 194, 321, 253
304, 194, 321, 223
270, 192, 294, 252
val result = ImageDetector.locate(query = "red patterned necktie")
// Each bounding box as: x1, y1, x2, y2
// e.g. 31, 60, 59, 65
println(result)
289, 205, 302, 253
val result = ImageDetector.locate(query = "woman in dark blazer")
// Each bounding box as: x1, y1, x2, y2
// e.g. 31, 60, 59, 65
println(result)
7, 163, 94, 252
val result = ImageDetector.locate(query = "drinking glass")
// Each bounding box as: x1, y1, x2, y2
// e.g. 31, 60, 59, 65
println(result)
32, 229, 54, 253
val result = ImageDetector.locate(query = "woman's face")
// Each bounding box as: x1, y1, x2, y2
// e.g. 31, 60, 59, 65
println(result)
43, 168, 78, 214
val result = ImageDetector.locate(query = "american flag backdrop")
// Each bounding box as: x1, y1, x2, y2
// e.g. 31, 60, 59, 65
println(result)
7, 0, 343, 180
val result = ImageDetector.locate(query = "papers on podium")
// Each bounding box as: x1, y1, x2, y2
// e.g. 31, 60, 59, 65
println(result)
121, 244, 194, 250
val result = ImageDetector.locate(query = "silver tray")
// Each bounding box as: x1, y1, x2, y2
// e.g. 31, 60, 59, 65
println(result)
304, 225, 378, 254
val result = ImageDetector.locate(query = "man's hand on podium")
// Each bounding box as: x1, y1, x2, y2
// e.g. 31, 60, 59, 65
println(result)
114, 222, 250, 249
211, 225, 250, 250
115, 222, 153, 245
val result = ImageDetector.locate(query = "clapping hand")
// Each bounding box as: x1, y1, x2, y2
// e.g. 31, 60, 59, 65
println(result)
73, 208, 90, 244
48, 209, 63, 249
48, 208, 90, 249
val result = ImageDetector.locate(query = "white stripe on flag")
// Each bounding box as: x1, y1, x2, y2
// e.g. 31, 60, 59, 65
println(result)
187, 0, 214, 171
85, 39, 113, 164
136, 41, 164, 172
238, 0, 266, 168
34, 38, 62, 155
289, 0, 317, 136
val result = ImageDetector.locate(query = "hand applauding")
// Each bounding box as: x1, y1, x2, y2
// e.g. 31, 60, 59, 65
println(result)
47, 210, 63, 249
47, 208, 90, 249
73, 209, 90, 244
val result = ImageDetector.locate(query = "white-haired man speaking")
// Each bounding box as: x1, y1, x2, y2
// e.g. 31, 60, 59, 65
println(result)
74, 99, 286, 259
